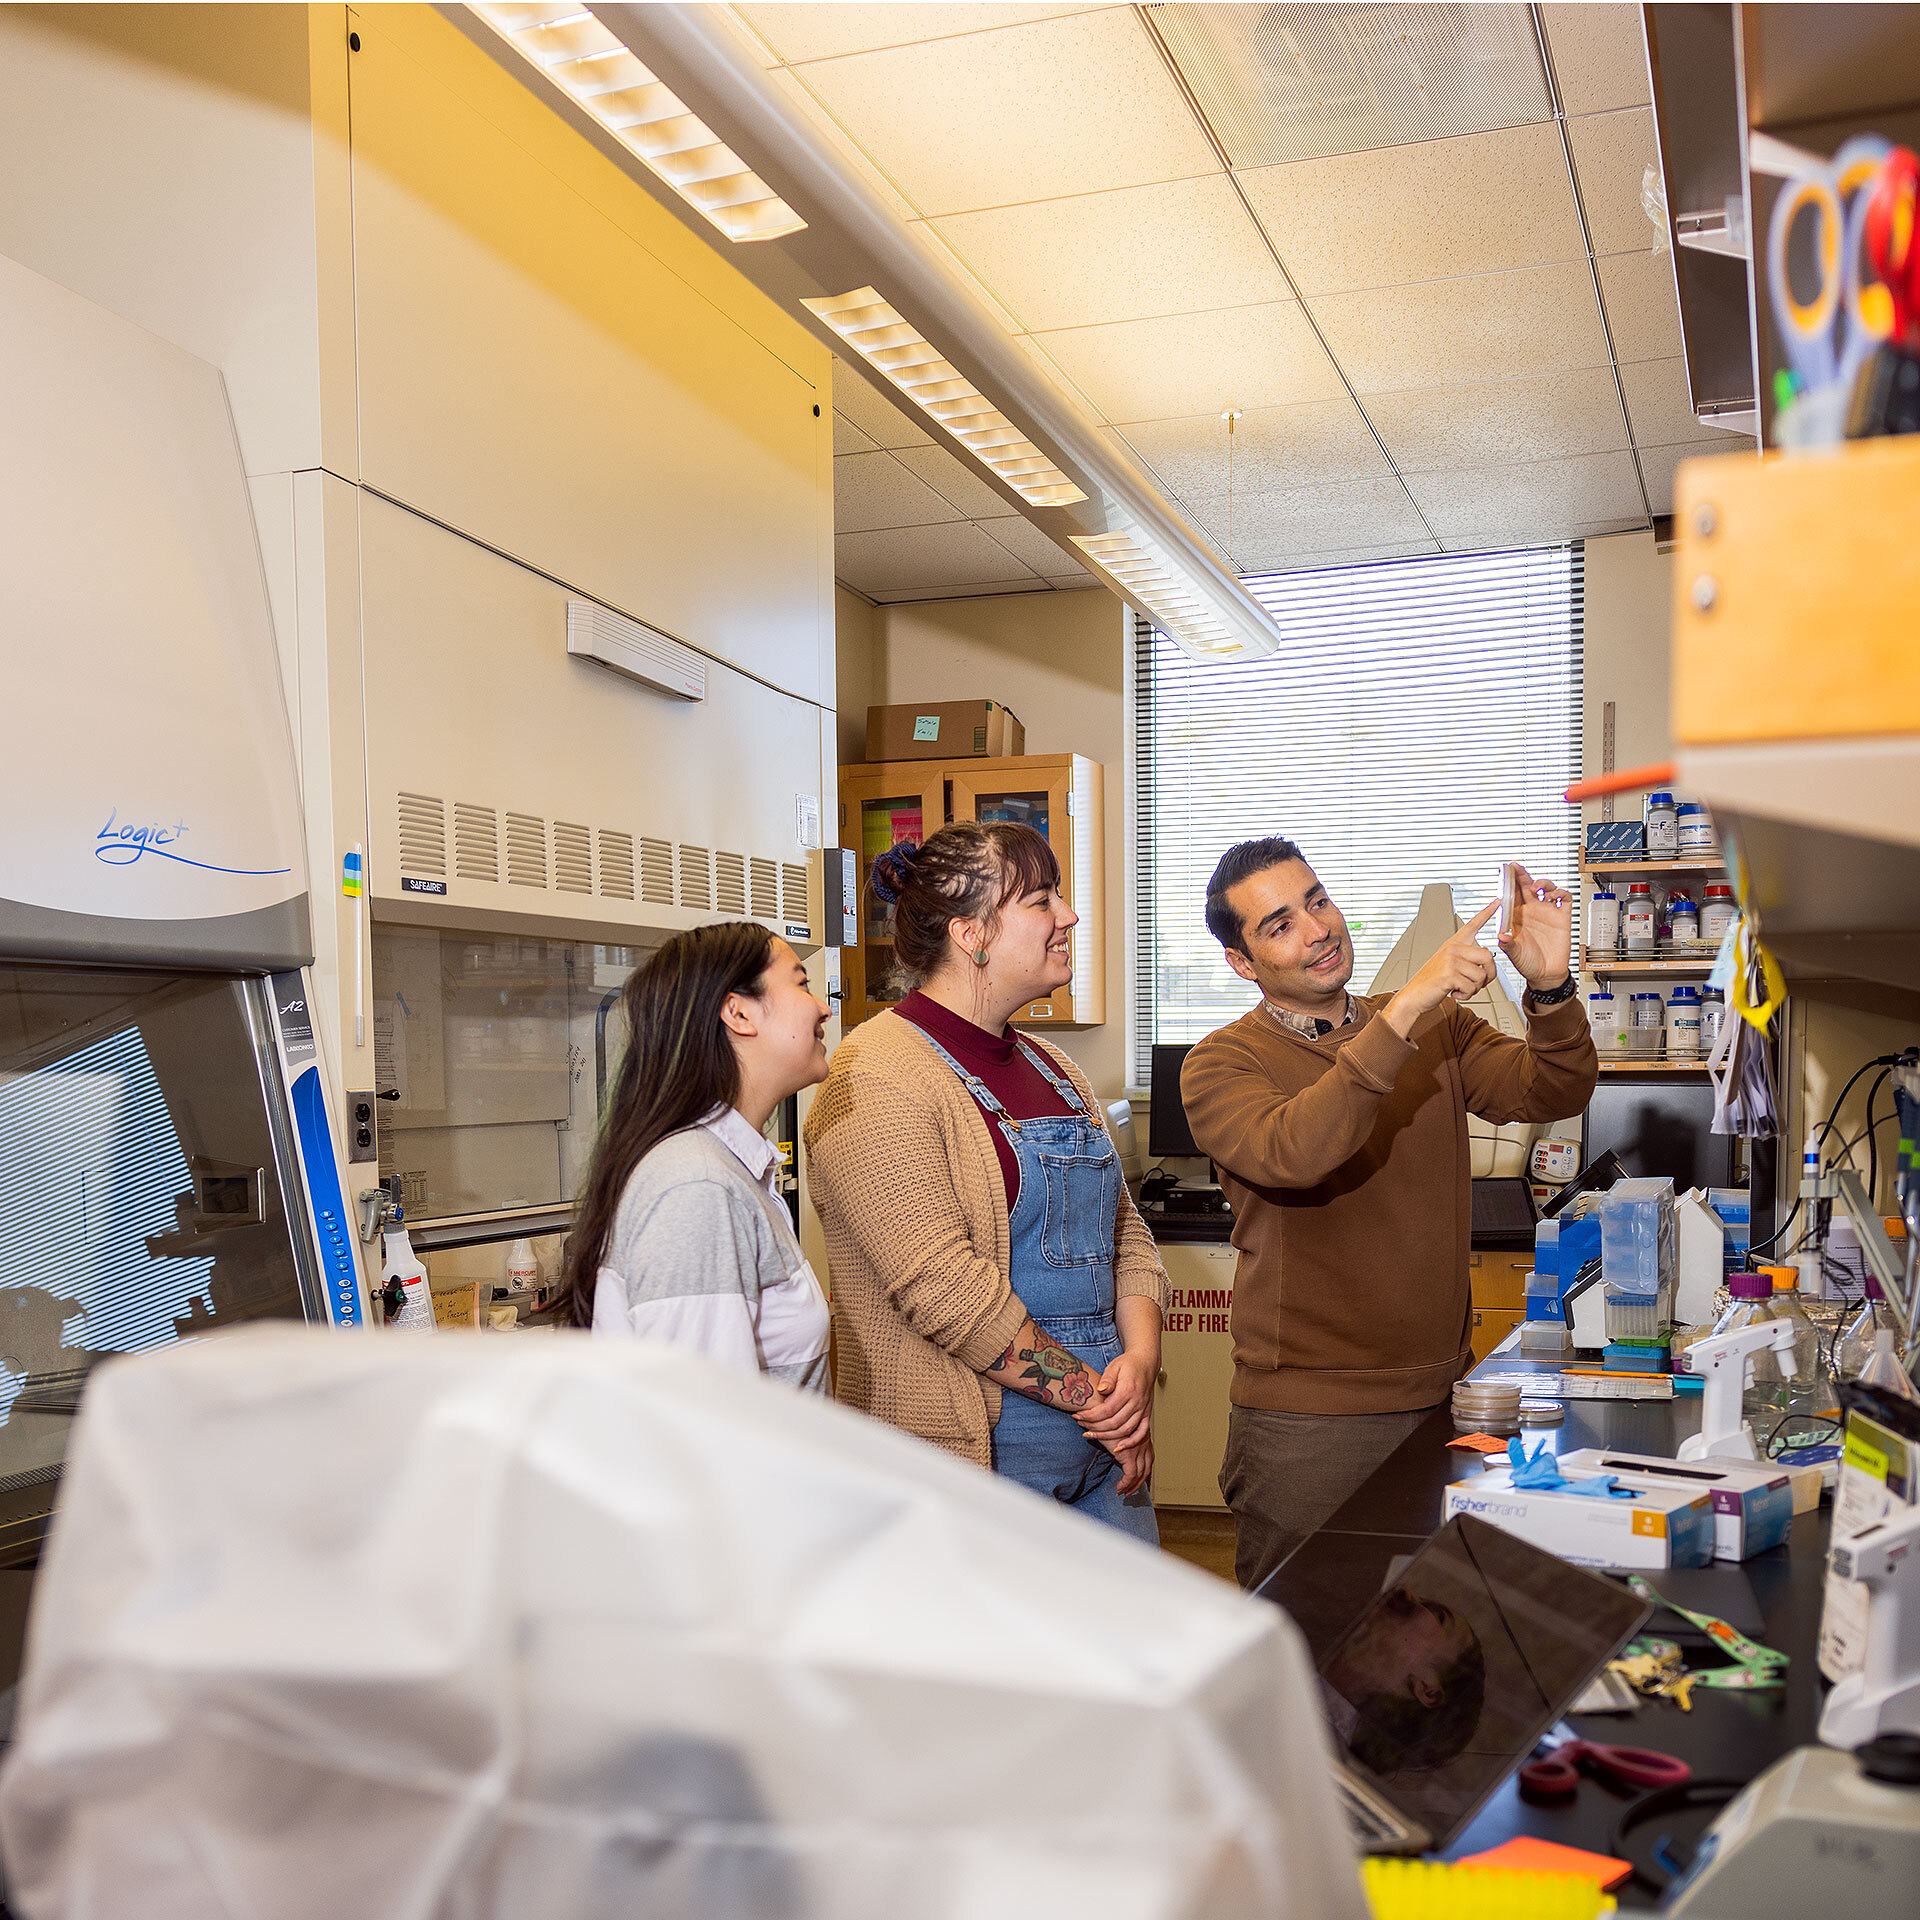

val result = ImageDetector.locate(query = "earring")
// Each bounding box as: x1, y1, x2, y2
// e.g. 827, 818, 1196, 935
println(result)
972, 947, 989, 968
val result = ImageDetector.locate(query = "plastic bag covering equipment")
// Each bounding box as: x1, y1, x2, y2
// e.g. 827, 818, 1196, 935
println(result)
0, 1329, 1365, 1920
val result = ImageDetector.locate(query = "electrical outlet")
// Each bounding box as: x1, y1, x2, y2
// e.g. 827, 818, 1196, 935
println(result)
347, 1092, 378, 1163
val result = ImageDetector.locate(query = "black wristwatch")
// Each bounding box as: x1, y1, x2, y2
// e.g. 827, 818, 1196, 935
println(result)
1524, 974, 1581, 1011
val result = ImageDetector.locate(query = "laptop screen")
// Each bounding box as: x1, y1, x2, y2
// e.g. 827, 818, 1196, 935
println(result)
1316, 1514, 1649, 1851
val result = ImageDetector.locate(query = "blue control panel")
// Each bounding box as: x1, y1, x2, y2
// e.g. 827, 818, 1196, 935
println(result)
271, 971, 365, 1329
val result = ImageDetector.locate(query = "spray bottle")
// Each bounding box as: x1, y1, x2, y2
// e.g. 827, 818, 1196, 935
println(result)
381, 1200, 435, 1333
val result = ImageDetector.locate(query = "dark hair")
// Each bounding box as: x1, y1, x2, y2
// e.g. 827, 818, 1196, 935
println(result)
547, 922, 775, 1329
1204, 836, 1306, 954
1347, 1611, 1487, 1776
870, 822, 1061, 992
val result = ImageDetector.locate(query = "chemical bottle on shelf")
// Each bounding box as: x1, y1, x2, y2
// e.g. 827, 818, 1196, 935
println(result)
1702, 884, 1737, 944
1741, 1265, 1834, 1449
1667, 891, 1700, 946
1699, 988, 1726, 1058
1623, 883, 1657, 953
505, 1238, 540, 1292
1676, 802, 1716, 857
1645, 790, 1679, 859
1665, 986, 1702, 1057
1588, 887, 1620, 952
1586, 990, 1621, 1054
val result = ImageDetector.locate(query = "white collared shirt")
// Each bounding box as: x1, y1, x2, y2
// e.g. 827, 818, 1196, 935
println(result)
591, 1107, 830, 1390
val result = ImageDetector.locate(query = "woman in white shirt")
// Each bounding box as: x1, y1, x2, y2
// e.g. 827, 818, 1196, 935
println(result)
549, 923, 833, 1390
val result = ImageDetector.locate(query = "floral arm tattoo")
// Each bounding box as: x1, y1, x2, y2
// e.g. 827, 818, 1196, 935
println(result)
982, 1322, 1097, 1410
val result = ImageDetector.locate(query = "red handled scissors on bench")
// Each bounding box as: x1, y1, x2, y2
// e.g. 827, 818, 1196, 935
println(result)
1518, 1734, 1691, 1800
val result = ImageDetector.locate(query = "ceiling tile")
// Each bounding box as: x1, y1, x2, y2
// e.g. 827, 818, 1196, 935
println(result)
1364, 366, 1628, 474
833, 451, 964, 533
1118, 396, 1392, 496
1042, 573, 1102, 589
1618, 357, 1725, 448
831, 359, 933, 449
1180, 477, 1430, 556
1312, 259, 1610, 392
1237, 122, 1583, 296
1595, 248, 1685, 362
793, 9, 1218, 217
1033, 301, 1345, 420
835, 523, 1040, 595
890, 443, 1019, 518
870, 579, 1056, 603
930, 175, 1287, 332
1152, 2, 1552, 167
832, 410, 878, 456
1406, 450, 1646, 542
1567, 107, 1663, 257
1440, 516, 1645, 552
980, 513, 1083, 574
1636, 437, 1758, 515
739, 4, 1108, 67
1237, 539, 1443, 574
1541, 4, 1651, 116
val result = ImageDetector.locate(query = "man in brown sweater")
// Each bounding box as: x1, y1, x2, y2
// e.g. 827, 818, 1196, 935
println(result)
1181, 838, 1597, 1589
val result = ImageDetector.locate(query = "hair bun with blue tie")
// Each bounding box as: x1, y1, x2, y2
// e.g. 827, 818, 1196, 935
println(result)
869, 840, 922, 906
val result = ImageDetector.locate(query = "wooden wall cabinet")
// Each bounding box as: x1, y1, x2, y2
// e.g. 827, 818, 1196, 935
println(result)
838, 752, 1105, 1031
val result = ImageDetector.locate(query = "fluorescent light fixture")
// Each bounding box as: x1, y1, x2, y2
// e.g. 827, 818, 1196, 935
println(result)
802, 287, 1087, 508
1072, 532, 1246, 656
469, 3, 804, 242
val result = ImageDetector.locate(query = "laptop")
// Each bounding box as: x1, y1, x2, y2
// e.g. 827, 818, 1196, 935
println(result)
1316, 1514, 1651, 1854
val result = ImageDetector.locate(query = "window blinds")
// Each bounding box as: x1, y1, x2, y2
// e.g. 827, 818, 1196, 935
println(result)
1131, 545, 1585, 1087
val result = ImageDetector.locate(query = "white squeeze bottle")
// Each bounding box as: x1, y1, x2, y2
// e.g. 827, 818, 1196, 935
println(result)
383, 1225, 436, 1331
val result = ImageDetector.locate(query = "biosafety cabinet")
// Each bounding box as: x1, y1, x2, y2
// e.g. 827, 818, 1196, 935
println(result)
0, 257, 365, 1560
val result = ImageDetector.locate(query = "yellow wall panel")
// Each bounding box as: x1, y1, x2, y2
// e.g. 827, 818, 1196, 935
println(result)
348, 8, 833, 703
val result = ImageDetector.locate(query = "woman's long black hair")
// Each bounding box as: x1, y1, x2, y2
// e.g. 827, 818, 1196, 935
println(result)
549, 921, 775, 1328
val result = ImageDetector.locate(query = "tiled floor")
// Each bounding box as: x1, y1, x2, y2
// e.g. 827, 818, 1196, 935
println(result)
1155, 1505, 1237, 1583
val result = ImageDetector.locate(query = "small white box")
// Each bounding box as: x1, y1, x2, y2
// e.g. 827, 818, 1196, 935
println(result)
1443, 1467, 1716, 1570
1558, 1448, 1794, 1561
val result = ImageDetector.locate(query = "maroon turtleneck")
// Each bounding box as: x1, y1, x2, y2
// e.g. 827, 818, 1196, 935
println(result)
893, 990, 1075, 1205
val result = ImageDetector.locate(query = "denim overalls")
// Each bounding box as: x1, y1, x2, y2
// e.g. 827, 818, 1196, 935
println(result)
916, 1029, 1158, 1543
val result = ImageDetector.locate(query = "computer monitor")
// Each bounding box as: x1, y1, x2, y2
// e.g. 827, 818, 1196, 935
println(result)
1148, 1043, 1204, 1159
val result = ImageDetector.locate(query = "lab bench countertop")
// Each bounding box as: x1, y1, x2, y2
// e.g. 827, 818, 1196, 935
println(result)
1256, 1332, 1831, 1908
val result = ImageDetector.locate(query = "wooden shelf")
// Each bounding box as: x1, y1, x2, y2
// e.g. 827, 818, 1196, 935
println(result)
1597, 1059, 1710, 1074
1583, 952, 1718, 973
1579, 856, 1727, 875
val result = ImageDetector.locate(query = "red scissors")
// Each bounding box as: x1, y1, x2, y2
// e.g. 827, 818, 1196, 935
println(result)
1518, 1734, 1691, 1800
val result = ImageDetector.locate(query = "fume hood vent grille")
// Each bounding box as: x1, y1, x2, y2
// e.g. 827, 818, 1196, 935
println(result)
553, 821, 592, 894
454, 803, 499, 883
398, 793, 447, 877
750, 858, 778, 921
505, 812, 547, 889
597, 829, 635, 900
678, 845, 712, 912
781, 864, 809, 927
565, 599, 707, 702
639, 837, 674, 905
715, 850, 748, 916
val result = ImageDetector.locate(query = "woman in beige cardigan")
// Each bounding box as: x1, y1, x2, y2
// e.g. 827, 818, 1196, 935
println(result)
805, 822, 1168, 1540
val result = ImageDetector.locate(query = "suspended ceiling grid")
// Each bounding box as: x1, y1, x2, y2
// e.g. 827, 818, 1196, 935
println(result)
732, 2, 1755, 604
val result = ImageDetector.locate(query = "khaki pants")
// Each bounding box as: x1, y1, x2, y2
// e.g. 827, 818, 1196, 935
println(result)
1219, 1402, 1441, 1592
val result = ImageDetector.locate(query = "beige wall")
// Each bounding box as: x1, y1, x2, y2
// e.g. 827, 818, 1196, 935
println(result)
834, 584, 883, 767
837, 585, 1132, 1103
1581, 530, 1675, 806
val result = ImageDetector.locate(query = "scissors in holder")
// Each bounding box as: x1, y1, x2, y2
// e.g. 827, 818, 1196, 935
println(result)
1517, 1734, 1692, 1801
